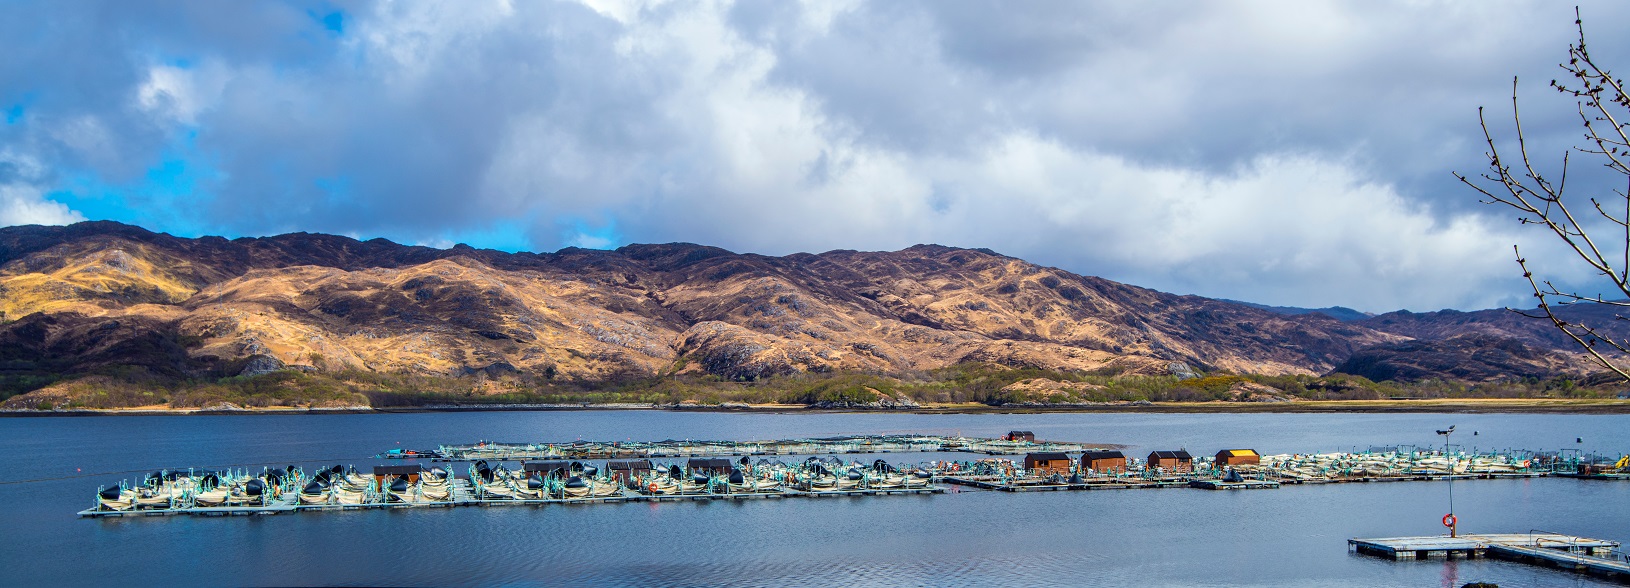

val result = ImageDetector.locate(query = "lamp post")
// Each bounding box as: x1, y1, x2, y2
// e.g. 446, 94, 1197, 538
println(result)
1438, 425, 1457, 537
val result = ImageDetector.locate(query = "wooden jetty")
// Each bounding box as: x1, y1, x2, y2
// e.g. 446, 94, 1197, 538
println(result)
1351, 533, 1629, 582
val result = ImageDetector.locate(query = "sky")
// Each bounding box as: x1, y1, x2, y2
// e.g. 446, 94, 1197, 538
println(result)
3, 1, 1629, 313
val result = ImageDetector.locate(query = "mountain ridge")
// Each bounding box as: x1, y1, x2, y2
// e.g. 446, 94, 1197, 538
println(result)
1221, 299, 1373, 322
0, 221, 1619, 405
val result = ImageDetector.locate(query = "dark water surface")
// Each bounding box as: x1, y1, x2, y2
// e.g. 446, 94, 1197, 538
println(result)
3, 411, 1628, 586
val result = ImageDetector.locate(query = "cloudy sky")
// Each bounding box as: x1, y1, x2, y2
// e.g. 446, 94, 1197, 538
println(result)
3, 1, 1628, 312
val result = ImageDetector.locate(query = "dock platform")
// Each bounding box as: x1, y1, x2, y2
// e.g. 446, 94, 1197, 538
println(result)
1188, 479, 1280, 490
940, 476, 1188, 491
1350, 533, 1628, 582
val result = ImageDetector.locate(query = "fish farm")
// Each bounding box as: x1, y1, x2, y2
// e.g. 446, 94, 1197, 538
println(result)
413, 434, 1107, 460
80, 435, 1630, 518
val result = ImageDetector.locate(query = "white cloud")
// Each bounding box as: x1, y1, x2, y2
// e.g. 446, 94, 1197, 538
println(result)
135, 62, 230, 125
6, 0, 1628, 311
467, 3, 1538, 311
0, 184, 83, 226
926, 141, 1528, 311
0, 152, 84, 226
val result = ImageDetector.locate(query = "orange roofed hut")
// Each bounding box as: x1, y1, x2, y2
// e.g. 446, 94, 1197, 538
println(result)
1215, 449, 1260, 467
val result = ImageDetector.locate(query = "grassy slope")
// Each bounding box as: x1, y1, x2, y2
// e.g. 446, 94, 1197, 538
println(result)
0, 246, 199, 320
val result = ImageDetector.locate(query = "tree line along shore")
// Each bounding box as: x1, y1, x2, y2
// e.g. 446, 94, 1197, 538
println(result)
4, 362, 1627, 413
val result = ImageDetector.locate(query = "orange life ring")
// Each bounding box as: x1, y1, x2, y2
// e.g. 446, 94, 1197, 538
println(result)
1442, 514, 1456, 528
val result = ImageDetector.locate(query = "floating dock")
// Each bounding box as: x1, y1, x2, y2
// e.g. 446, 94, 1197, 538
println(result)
407, 437, 1623, 483
1351, 533, 1629, 582
1276, 472, 1544, 485
1188, 479, 1281, 490
939, 475, 1191, 491
79, 479, 943, 518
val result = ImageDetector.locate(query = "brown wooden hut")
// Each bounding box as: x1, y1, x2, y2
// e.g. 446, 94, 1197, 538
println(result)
1215, 449, 1260, 467
1024, 452, 1072, 476
1005, 431, 1036, 442
607, 459, 653, 483
1147, 450, 1193, 472
687, 457, 734, 476
1080, 450, 1127, 474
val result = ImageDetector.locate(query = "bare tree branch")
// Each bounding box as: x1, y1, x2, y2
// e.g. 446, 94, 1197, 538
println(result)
1466, 8, 1630, 381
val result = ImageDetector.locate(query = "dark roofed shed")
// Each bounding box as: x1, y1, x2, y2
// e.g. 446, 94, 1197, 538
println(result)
1024, 452, 1072, 476
608, 459, 653, 482
1080, 450, 1127, 473
1147, 450, 1194, 472
687, 458, 734, 475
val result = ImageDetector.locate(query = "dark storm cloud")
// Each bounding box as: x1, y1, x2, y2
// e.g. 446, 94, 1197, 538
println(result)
4, 0, 1630, 311
755, 2, 1604, 195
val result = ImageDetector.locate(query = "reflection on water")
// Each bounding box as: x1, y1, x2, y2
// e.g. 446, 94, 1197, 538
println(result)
2, 411, 1627, 586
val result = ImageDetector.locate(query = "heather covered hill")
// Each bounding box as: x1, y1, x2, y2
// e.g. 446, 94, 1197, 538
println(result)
0, 221, 1619, 409
1358, 304, 1630, 352
1330, 334, 1585, 383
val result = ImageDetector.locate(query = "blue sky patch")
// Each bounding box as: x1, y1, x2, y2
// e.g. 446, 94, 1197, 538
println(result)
561, 217, 622, 250
310, 9, 345, 35
49, 126, 224, 237
435, 219, 534, 253
4, 92, 36, 124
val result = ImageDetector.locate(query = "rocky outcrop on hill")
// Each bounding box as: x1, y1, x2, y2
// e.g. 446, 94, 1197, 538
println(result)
237, 354, 285, 376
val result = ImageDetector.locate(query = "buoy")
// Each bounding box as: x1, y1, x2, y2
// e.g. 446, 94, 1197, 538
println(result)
1442, 513, 1457, 528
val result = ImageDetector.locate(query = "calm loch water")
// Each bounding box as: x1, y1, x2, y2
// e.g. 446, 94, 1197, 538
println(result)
3, 411, 1628, 586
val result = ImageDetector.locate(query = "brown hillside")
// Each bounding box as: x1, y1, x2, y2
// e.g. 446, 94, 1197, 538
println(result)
0, 221, 1604, 387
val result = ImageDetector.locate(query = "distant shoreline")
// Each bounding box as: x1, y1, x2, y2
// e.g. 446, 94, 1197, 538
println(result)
5, 398, 1629, 416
